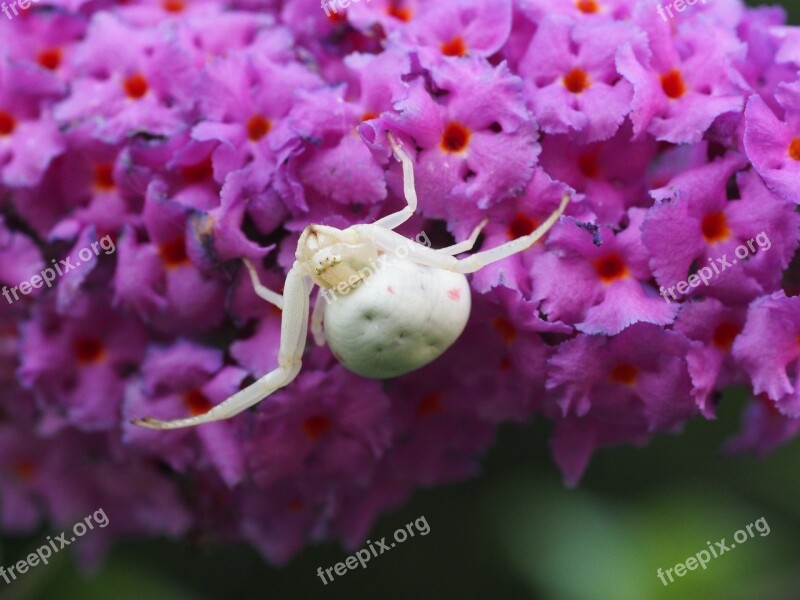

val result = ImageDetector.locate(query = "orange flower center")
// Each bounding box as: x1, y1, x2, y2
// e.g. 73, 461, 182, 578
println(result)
13, 458, 37, 480
162, 0, 185, 12
441, 36, 467, 57
93, 163, 116, 191
0, 110, 16, 136
181, 157, 214, 183
73, 337, 106, 365
183, 389, 212, 416
609, 363, 637, 385
159, 236, 190, 267
661, 69, 686, 99
578, 152, 600, 178
37, 48, 62, 71
418, 391, 444, 417
594, 254, 628, 283
302, 415, 332, 441
440, 122, 470, 153
576, 0, 600, 13
701, 212, 731, 243
124, 73, 149, 99
325, 8, 347, 24
360, 111, 379, 122
712, 322, 741, 350
563, 68, 590, 94
788, 138, 800, 161
387, 2, 411, 21
508, 213, 538, 239
246, 115, 271, 142
492, 316, 518, 343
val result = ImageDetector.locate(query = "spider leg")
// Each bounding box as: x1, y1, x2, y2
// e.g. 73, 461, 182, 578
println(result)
374, 132, 419, 231
438, 218, 488, 255
453, 194, 570, 274
132, 263, 310, 429
242, 258, 283, 309
355, 194, 569, 274
310, 287, 327, 346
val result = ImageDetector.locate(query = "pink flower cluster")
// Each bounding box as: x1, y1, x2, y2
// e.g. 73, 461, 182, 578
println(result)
0, 0, 799, 565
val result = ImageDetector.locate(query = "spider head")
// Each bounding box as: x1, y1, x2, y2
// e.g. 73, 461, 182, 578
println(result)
298, 224, 380, 290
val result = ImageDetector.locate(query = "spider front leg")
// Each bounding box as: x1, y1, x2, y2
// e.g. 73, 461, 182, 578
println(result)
242, 258, 284, 309
132, 263, 310, 429
310, 288, 327, 346
355, 193, 570, 273
453, 193, 570, 273
438, 218, 488, 255
374, 132, 419, 231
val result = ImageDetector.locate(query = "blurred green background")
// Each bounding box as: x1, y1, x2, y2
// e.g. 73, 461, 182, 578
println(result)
3, 2, 800, 599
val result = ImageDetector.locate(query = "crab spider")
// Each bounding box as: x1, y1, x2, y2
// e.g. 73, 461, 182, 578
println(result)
133, 133, 570, 430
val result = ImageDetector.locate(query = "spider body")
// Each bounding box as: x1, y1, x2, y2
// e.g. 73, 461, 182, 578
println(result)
322, 252, 471, 379
133, 133, 570, 430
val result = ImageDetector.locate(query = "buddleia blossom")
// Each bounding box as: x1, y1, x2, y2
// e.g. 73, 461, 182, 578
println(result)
1, 0, 799, 565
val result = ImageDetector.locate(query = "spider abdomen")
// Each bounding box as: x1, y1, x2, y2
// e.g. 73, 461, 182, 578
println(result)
322, 255, 471, 379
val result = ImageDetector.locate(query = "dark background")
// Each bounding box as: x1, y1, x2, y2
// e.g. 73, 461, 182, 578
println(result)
2, 2, 799, 598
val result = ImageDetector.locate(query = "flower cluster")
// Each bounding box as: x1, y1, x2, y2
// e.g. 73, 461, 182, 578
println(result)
1, 0, 799, 565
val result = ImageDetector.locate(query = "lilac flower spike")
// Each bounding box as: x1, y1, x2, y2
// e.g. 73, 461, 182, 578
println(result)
1, 0, 800, 566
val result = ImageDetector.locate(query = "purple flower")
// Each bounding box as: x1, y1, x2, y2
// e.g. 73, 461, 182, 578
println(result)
53, 13, 191, 144
642, 156, 799, 304
468, 167, 577, 294
532, 208, 678, 335
744, 82, 800, 203
2, 0, 800, 567
390, 0, 513, 61
123, 340, 248, 487
726, 395, 800, 456
546, 323, 696, 485
617, 5, 745, 143
379, 55, 538, 219
735, 7, 798, 111
0, 217, 45, 292
518, 0, 635, 23
243, 369, 392, 488
18, 293, 147, 430
733, 291, 800, 416
0, 57, 65, 188
0, 426, 88, 533
112, 180, 228, 333
673, 297, 748, 417
519, 15, 641, 142
538, 121, 657, 224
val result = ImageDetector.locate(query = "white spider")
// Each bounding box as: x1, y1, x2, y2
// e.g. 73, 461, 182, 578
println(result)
133, 133, 570, 429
